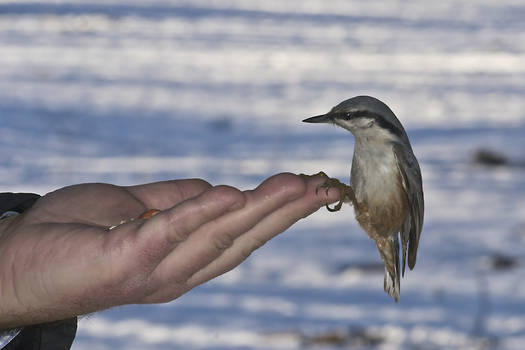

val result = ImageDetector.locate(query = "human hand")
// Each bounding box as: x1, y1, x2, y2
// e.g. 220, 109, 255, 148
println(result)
0, 173, 340, 328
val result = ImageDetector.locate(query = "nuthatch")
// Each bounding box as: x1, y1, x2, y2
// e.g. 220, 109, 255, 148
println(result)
303, 95, 424, 301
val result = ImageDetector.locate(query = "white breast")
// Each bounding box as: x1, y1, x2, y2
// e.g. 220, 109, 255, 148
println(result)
350, 139, 400, 207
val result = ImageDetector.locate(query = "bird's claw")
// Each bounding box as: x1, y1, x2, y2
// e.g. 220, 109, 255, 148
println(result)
299, 171, 355, 212
317, 177, 355, 212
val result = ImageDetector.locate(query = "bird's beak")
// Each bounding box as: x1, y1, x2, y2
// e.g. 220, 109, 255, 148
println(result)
302, 114, 332, 123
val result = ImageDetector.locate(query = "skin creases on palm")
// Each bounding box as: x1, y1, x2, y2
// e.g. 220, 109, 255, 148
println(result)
108, 208, 161, 231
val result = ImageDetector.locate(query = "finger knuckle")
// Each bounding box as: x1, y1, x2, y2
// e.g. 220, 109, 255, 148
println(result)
250, 236, 267, 251
161, 211, 191, 244
170, 179, 212, 199
166, 223, 190, 245
240, 248, 253, 260
240, 237, 267, 260
210, 231, 235, 251
191, 178, 212, 189
209, 185, 245, 208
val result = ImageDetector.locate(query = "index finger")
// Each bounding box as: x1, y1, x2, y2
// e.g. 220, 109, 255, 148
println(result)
124, 179, 212, 210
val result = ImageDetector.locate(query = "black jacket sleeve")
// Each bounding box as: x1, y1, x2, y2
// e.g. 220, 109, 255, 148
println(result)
0, 193, 41, 214
1, 193, 78, 350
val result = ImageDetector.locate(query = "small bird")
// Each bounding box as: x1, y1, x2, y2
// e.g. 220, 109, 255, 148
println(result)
303, 96, 424, 301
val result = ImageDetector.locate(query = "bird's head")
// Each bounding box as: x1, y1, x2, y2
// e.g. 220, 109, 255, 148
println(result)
303, 96, 408, 143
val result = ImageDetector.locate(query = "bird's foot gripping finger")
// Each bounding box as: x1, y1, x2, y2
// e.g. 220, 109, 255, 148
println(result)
299, 172, 355, 212
317, 177, 355, 212
298, 171, 330, 180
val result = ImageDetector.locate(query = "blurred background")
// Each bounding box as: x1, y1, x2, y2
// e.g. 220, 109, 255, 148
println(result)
1, 1, 525, 349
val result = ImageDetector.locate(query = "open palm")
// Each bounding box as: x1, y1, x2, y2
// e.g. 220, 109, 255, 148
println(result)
0, 173, 339, 328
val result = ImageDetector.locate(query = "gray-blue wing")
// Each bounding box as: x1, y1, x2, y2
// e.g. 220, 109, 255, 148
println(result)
393, 143, 424, 274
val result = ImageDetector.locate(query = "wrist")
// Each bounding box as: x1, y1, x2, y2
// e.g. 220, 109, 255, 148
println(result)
0, 212, 23, 333
0, 213, 19, 241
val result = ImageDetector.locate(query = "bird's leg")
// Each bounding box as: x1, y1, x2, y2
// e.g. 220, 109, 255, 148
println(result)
299, 171, 355, 212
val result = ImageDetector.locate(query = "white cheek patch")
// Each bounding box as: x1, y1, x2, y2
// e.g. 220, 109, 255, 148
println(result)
336, 117, 374, 130
353, 118, 375, 129
334, 118, 399, 143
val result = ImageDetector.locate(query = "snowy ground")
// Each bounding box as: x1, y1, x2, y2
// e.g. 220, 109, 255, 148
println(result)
1, 1, 525, 349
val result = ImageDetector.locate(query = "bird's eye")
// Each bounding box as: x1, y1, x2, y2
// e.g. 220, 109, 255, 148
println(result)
345, 113, 352, 119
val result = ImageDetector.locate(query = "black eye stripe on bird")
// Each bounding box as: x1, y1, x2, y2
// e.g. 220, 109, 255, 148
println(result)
361, 112, 405, 139
305, 109, 405, 139
303, 95, 424, 302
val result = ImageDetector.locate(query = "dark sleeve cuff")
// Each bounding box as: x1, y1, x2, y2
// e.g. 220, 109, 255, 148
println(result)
0, 193, 41, 214
2, 318, 77, 350
1, 193, 78, 350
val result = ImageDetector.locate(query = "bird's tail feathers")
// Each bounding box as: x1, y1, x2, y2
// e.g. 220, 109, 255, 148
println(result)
377, 235, 401, 302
